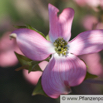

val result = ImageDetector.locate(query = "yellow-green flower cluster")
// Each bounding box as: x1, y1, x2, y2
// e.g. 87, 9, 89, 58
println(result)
53, 38, 68, 56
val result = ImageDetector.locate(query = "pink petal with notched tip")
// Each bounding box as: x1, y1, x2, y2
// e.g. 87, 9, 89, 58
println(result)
11, 28, 55, 61
48, 4, 74, 42
23, 61, 48, 85
69, 30, 103, 56
79, 53, 103, 77
41, 54, 86, 98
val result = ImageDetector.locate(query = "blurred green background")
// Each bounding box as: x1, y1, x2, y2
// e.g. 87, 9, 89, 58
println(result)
0, 0, 103, 103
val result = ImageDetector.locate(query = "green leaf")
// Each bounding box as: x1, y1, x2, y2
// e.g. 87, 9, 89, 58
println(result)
32, 77, 48, 97
28, 61, 43, 73
85, 72, 98, 80
46, 35, 50, 41
15, 52, 32, 64
15, 52, 42, 72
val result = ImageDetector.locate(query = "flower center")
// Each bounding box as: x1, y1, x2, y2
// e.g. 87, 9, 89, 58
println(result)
53, 37, 68, 56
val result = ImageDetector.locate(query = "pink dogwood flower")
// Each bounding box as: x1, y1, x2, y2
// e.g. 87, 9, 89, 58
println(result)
10, 4, 103, 98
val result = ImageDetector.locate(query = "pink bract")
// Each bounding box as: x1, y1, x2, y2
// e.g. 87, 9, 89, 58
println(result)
74, 0, 103, 11
10, 4, 103, 98
82, 15, 103, 30
23, 61, 48, 85
0, 32, 22, 67
74, 0, 100, 7
96, 23, 103, 29
79, 53, 103, 77
74, 0, 86, 6
82, 15, 98, 30
81, 16, 103, 77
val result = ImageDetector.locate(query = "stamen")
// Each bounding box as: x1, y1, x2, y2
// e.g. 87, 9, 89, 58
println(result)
53, 37, 68, 56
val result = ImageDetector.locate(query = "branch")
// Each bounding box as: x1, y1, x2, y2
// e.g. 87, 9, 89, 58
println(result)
84, 79, 103, 85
